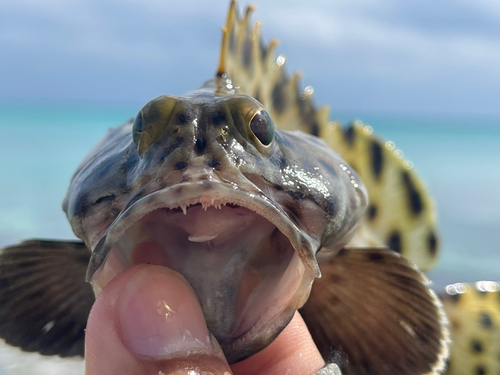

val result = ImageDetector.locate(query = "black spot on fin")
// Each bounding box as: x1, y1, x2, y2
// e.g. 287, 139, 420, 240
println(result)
0, 240, 94, 357
439, 282, 500, 375
300, 248, 449, 375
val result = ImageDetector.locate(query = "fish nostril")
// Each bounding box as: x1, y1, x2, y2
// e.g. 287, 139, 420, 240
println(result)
195, 138, 207, 154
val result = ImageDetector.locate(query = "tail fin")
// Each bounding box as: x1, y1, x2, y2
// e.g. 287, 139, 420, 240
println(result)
0, 240, 94, 357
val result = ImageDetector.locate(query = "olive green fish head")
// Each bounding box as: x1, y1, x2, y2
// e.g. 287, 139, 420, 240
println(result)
62, 80, 367, 362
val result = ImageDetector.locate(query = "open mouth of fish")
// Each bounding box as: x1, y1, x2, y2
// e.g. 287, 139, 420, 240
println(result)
90, 179, 318, 362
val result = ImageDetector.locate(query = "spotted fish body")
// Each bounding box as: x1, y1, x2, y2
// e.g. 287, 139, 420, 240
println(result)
0, 2, 496, 375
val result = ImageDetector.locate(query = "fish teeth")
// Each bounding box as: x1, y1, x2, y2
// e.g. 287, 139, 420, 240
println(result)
181, 204, 187, 215
188, 234, 218, 242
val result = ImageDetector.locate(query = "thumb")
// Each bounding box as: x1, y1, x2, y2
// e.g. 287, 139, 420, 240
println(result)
85, 264, 232, 375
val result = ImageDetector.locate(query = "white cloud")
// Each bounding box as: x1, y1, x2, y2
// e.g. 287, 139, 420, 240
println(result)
262, 1, 500, 82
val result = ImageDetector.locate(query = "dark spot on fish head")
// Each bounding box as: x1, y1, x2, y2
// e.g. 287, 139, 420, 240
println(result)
203, 181, 213, 189
175, 186, 183, 195
176, 112, 189, 125
212, 111, 226, 126
174, 161, 188, 171
448, 293, 461, 303
387, 231, 402, 254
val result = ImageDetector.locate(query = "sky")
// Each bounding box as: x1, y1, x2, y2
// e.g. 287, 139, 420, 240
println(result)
0, 0, 499, 115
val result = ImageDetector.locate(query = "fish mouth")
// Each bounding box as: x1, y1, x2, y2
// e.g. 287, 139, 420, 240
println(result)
89, 179, 318, 363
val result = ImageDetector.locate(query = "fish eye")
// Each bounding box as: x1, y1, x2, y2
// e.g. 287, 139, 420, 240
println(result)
132, 95, 178, 155
249, 109, 275, 146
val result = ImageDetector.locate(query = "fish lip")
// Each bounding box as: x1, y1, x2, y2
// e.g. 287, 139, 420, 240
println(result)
86, 180, 320, 281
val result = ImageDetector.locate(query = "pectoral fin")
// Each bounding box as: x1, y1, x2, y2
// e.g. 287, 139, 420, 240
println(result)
300, 248, 449, 375
0, 239, 94, 357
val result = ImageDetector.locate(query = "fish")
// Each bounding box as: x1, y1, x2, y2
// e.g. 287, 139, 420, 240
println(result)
0, 2, 497, 375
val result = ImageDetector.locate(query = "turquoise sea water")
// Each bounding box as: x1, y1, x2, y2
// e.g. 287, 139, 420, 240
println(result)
0, 102, 499, 290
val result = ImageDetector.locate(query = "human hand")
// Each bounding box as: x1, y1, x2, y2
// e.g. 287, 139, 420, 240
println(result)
85, 264, 330, 375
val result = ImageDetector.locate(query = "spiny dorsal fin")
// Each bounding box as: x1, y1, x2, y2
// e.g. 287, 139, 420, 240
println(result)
330, 122, 440, 271
218, 1, 324, 136
440, 282, 500, 375
218, 3, 439, 271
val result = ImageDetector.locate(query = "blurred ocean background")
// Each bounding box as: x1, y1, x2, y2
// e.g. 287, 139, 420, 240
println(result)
0, 0, 499, 374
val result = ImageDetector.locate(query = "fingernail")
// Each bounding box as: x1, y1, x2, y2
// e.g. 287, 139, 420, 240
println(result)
116, 265, 215, 360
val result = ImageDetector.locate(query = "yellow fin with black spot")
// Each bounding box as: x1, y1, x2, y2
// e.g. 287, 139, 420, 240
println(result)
326, 122, 439, 271
440, 282, 500, 375
217, 2, 439, 271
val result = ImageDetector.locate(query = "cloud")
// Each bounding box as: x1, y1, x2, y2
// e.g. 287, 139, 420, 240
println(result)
0, 0, 498, 113
264, 1, 500, 81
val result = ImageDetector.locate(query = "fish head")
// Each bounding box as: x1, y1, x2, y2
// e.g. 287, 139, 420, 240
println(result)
62, 82, 367, 362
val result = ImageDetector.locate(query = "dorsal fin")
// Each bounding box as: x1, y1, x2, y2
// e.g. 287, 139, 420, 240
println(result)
329, 122, 440, 271
218, 2, 439, 271
217, 1, 325, 136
